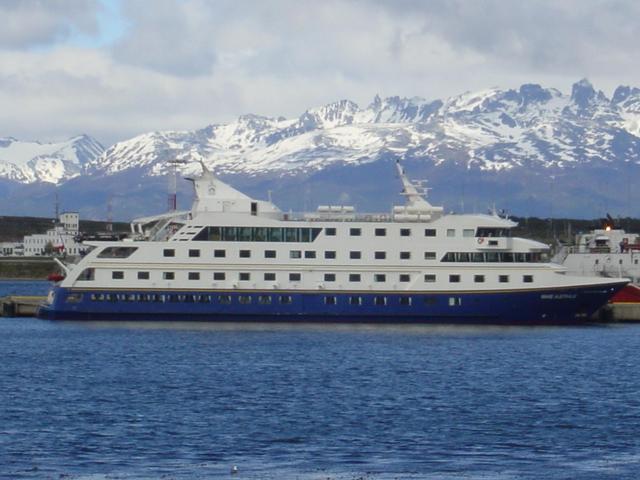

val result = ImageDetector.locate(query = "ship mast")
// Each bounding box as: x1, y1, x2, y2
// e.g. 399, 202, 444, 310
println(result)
395, 160, 437, 210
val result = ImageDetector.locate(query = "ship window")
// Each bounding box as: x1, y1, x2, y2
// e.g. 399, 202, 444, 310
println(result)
489, 240, 498, 246
446, 229, 455, 237
218, 295, 231, 304
214, 249, 226, 258
349, 296, 362, 306
258, 295, 271, 304
163, 272, 175, 280
264, 273, 276, 281
471, 252, 484, 262
350, 228, 361, 236
449, 297, 462, 306
400, 251, 411, 260
474, 275, 485, 283
375, 228, 386, 236
188, 249, 200, 257
456, 252, 470, 262
239, 249, 251, 258
279, 295, 292, 304
289, 273, 301, 281
501, 252, 514, 262
425, 229, 436, 237
477, 227, 511, 238
349, 274, 361, 282
239, 295, 252, 304
213, 272, 225, 280
251, 202, 258, 216
77, 268, 95, 281
290, 250, 302, 259
374, 296, 387, 306
238, 228, 252, 241
515, 253, 527, 262
463, 229, 475, 237
324, 273, 336, 282
399, 296, 412, 306
300, 229, 312, 242
595, 259, 599, 265
523, 275, 533, 283
374, 274, 386, 282
188, 272, 200, 280
325, 250, 336, 259
112, 271, 124, 280
255, 227, 269, 242
400, 228, 411, 237
424, 274, 436, 282
268, 228, 283, 242
449, 274, 461, 283
324, 296, 337, 305
137, 271, 150, 280
98, 246, 138, 258
65, 293, 83, 303
163, 248, 175, 257
285, 228, 298, 242
499, 275, 509, 283
350, 251, 361, 259
239, 272, 250, 281
485, 252, 499, 262
399, 274, 410, 282
442, 252, 455, 262
325, 227, 336, 236
619, 259, 623, 265
424, 252, 436, 260
265, 250, 276, 258
375, 251, 386, 260
304, 251, 316, 259
223, 227, 237, 241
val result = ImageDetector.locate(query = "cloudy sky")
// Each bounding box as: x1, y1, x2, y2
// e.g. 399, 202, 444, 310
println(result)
1, 0, 638, 146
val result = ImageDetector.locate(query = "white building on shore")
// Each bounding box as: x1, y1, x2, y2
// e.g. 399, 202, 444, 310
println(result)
23, 212, 84, 256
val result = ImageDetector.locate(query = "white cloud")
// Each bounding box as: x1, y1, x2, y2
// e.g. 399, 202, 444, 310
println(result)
0, 0, 100, 49
1, 0, 640, 146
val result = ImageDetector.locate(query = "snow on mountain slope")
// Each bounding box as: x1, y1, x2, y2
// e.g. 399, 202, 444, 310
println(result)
82, 79, 640, 182
0, 135, 103, 183
5, 79, 640, 189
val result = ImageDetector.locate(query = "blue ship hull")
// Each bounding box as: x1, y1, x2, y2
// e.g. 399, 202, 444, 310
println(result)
37, 282, 627, 324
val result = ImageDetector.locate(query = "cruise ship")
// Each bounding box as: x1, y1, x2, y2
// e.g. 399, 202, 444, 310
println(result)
37, 161, 627, 323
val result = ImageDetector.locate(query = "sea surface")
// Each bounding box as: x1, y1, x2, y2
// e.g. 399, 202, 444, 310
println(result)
2, 280, 640, 479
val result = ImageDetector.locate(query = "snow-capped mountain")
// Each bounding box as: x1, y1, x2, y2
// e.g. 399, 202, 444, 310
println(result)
83, 79, 640, 181
0, 135, 104, 184
2, 79, 640, 219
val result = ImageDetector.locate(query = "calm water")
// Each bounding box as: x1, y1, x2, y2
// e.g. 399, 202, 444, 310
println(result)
2, 280, 640, 479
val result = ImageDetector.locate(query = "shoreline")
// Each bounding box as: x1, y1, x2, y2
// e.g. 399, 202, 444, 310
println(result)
0, 258, 58, 281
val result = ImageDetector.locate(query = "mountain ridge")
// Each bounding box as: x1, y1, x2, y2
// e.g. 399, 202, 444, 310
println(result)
1, 79, 639, 219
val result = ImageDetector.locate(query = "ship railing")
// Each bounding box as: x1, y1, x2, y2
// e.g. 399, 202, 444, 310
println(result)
293, 213, 432, 223
146, 218, 175, 241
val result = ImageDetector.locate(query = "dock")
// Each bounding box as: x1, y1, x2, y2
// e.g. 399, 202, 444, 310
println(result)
0, 296, 44, 317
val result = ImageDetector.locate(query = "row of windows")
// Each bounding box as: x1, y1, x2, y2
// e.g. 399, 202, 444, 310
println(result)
162, 248, 438, 260
188, 225, 508, 241
85, 292, 293, 305
75, 292, 454, 306
107, 270, 533, 284
441, 252, 543, 263
193, 226, 323, 242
